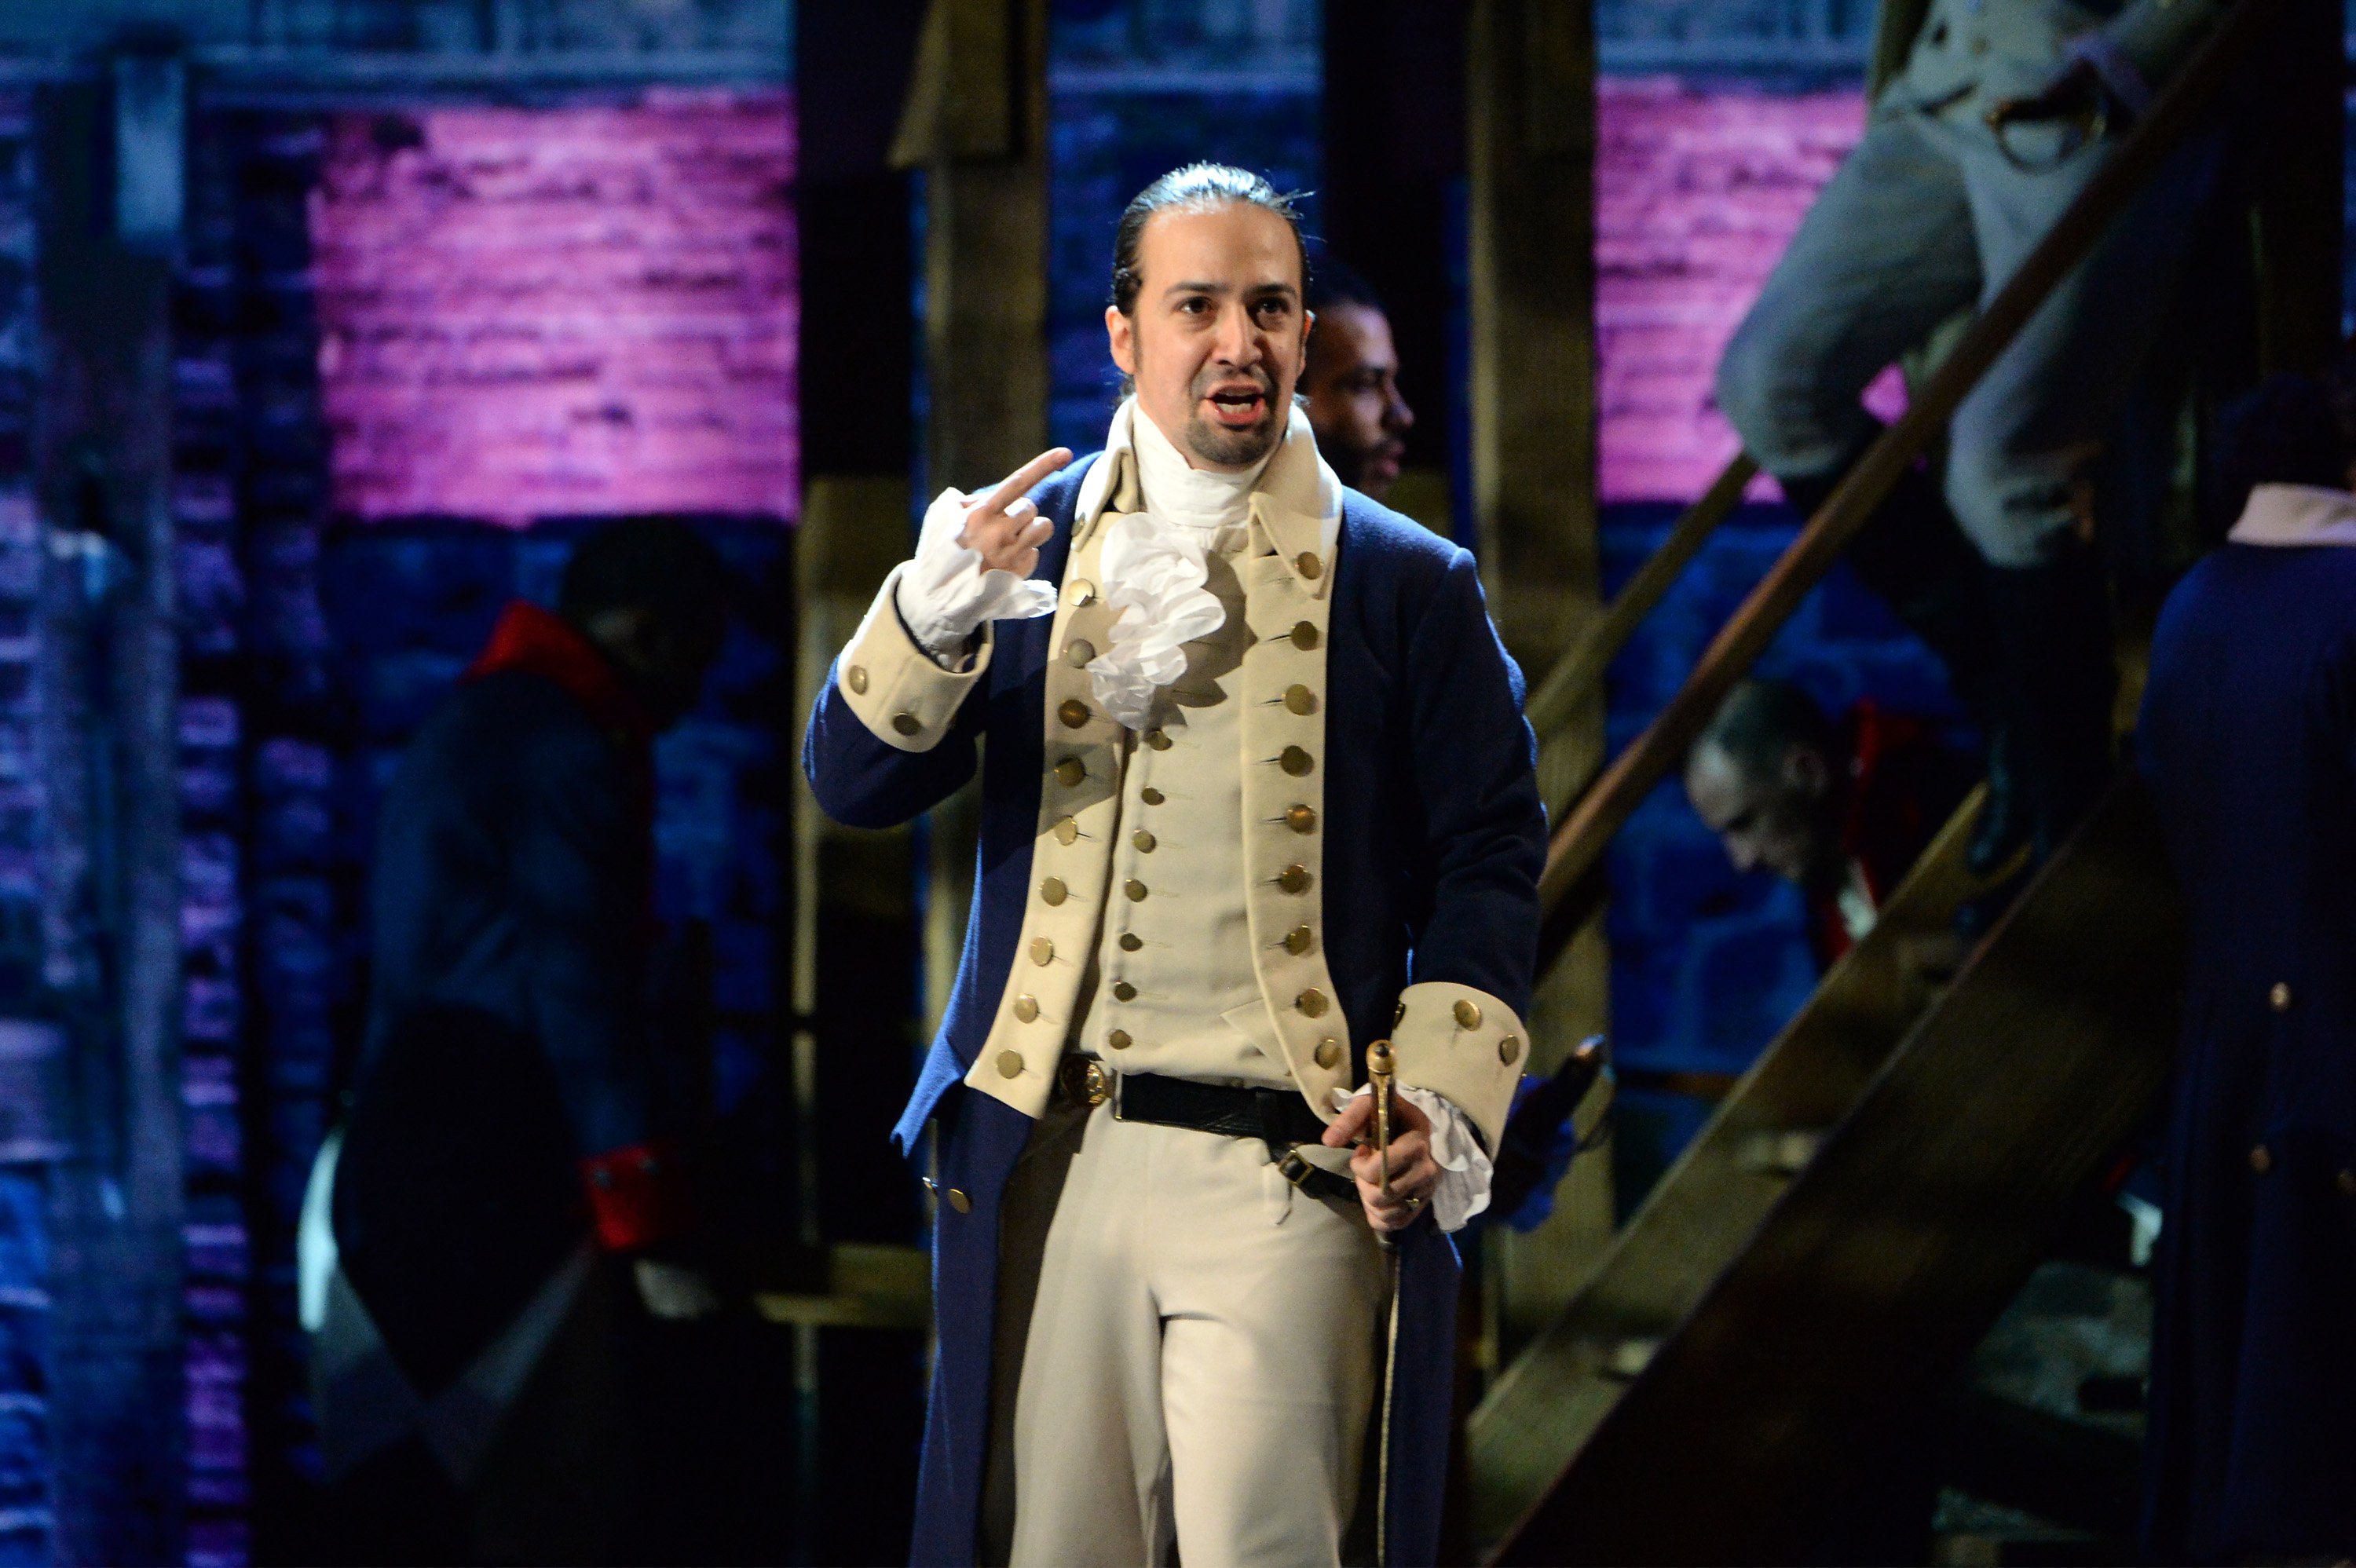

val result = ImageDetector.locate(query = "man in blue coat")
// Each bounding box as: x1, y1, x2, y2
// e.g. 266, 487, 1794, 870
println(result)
2138, 371, 2356, 1561
803, 164, 1544, 1566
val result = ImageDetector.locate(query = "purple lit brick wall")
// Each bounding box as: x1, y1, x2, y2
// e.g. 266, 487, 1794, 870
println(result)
1597, 77, 1902, 504
313, 98, 799, 525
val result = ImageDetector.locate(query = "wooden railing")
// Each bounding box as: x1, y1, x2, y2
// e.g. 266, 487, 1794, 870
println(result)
1523, 0, 2281, 923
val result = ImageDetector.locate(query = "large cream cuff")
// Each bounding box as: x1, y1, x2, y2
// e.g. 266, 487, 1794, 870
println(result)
1388, 980, 1527, 1157
836, 563, 993, 754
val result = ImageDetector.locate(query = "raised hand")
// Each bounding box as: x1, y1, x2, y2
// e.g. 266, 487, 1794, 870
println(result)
959, 447, 1074, 577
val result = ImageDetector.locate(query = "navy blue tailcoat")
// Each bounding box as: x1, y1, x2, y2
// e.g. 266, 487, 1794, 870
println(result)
2138, 539, 2356, 1560
803, 457, 1546, 1566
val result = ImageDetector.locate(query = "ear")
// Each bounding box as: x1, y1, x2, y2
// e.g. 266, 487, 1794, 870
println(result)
1106, 305, 1136, 378
1783, 742, 1831, 799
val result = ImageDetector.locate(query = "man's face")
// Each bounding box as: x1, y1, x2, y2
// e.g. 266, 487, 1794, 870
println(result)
1105, 202, 1308, 471
1301, 301, 1413, 499
1683, 739, 1837, 886
591, 606, 726, 732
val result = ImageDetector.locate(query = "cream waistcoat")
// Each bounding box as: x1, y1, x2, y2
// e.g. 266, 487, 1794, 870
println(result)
964, 405, 1348, 1120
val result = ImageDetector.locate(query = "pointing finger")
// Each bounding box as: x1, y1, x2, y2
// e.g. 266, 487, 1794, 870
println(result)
982, 447, 1074, 514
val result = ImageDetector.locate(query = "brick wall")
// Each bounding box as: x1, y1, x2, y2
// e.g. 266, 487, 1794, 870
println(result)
313, 97, 798, 525
1597, 76, 1904, 503
0, 93, 46, 1568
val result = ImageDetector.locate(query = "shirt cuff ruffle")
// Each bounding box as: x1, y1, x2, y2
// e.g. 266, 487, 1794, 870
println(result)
1087, 511, 1227, 730
893, 486, 1056, 667
1331, 1084, 1494, 1234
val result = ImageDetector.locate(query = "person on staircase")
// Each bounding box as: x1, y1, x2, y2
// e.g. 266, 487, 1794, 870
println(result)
1684, 677, 1976, 970
803, 163, 1543, 1567
1713, 0, 2226, 883
2138, 366, 2356, 1563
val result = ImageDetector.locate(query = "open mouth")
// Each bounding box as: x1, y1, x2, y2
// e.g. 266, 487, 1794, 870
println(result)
1202, 386, 1268, 429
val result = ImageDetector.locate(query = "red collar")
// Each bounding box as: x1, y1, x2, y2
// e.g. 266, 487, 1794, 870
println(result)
465, 601, 653, 744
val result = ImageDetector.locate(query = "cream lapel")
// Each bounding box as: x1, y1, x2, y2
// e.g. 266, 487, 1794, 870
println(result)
1234, 448, 1352, 1119
962, 440, 1142, 1117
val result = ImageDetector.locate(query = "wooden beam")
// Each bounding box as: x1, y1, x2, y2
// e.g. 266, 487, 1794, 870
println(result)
894, 0, 1048, 1036
1465, 0, 1613, 1361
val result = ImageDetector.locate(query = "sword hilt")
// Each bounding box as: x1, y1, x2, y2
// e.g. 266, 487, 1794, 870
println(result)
1366, 1039, 1396, 1198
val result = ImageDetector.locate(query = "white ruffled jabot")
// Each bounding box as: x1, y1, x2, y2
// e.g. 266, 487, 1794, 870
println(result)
1085, 511, 1227, 730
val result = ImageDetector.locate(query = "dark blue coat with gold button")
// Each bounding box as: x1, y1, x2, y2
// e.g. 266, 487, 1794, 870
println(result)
803, 454, 1546, 1566
2137, 532, 2356, 1561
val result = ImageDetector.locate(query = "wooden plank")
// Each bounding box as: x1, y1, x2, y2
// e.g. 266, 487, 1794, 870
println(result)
1535, 0, 2285, 916
1466, 0, 1613, 1360
1480, 784, 2183, 1563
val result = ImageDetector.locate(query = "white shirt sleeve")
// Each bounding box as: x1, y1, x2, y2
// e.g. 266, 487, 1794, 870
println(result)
1330, 1084, 1494, 1233
892, 486, 1057, 667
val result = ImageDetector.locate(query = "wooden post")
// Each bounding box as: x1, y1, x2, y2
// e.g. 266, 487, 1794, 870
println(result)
892, 0, 1049, 1034
1466, 0, 1614, 1360
34, 71, 186, 1566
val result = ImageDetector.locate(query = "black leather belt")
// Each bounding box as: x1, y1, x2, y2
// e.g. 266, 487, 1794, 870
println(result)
1110, 1071, 1359, 1207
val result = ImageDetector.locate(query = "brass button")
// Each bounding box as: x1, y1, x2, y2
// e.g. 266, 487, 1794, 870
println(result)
1146, 729, 1173, 751
1053, 817, 1079, 846
1314, 1038, 1341, 1069
1077, 1058, 1110, 1106
1278, 864, 1311, 894
1118, 933, 1143, 952
2338, 1169, 2356, 1197
1040, 877, 1068, 906
1132, 829, 1157, 853
1107, 1029, 1132, 1051
1284, 684, 1316, 715
1393, 1000, 1407, 1026
1289, 620, 1319, 651
946, 1187, 971, 1214
1125, 879, 1148, 902
1012, 995, 1040, 1024
847, 665, 869, 694
1454, 999, 1483, 1030
1030, 938, 1055, 966
1499, 1035, 1522, 1065
1066, 638, 1096, 667
2270, 981, 2292, 1012
2251, 1143, 2274, 1175
1112, 981, 1137, 1003
1055, 758, 1085, 788
1059, 699, 1090, 729
1279, 746, 1314, 777
1141, 787, 1165, 806
1284, 925, 1313, 956
1297, 988, 1328, 1018
1286, 804, 1316, 834
1066, 579, 1096, 607
892, 712, 922, 736
1295, 552, 1323, 580
996, 1050, 1025, 1079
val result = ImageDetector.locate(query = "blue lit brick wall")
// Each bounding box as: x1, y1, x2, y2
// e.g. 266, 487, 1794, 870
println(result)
1044, 86, 1320, 454
0, 92, 48, 1568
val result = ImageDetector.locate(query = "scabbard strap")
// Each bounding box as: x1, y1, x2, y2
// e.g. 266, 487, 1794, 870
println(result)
1112, 1073, 1358, 1206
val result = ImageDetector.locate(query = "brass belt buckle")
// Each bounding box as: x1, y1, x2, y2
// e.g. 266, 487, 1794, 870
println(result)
1276, 1147, 1318, 1190
1059, 1055, 1110, 1108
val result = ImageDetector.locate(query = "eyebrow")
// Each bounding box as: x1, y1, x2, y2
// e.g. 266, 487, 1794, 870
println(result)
1160, 280, 1301, 302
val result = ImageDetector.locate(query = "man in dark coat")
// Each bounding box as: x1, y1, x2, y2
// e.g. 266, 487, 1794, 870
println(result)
1683, 678, 1976, 970
2138, 370, 2356, 1561
308, 519, 730, 1563
805, 165, 1542, 1566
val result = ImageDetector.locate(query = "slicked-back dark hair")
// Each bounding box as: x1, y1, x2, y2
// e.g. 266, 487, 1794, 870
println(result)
558, 517, 730, 634
1109, 163, 1310, 316
1694, 678, 1836, 780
